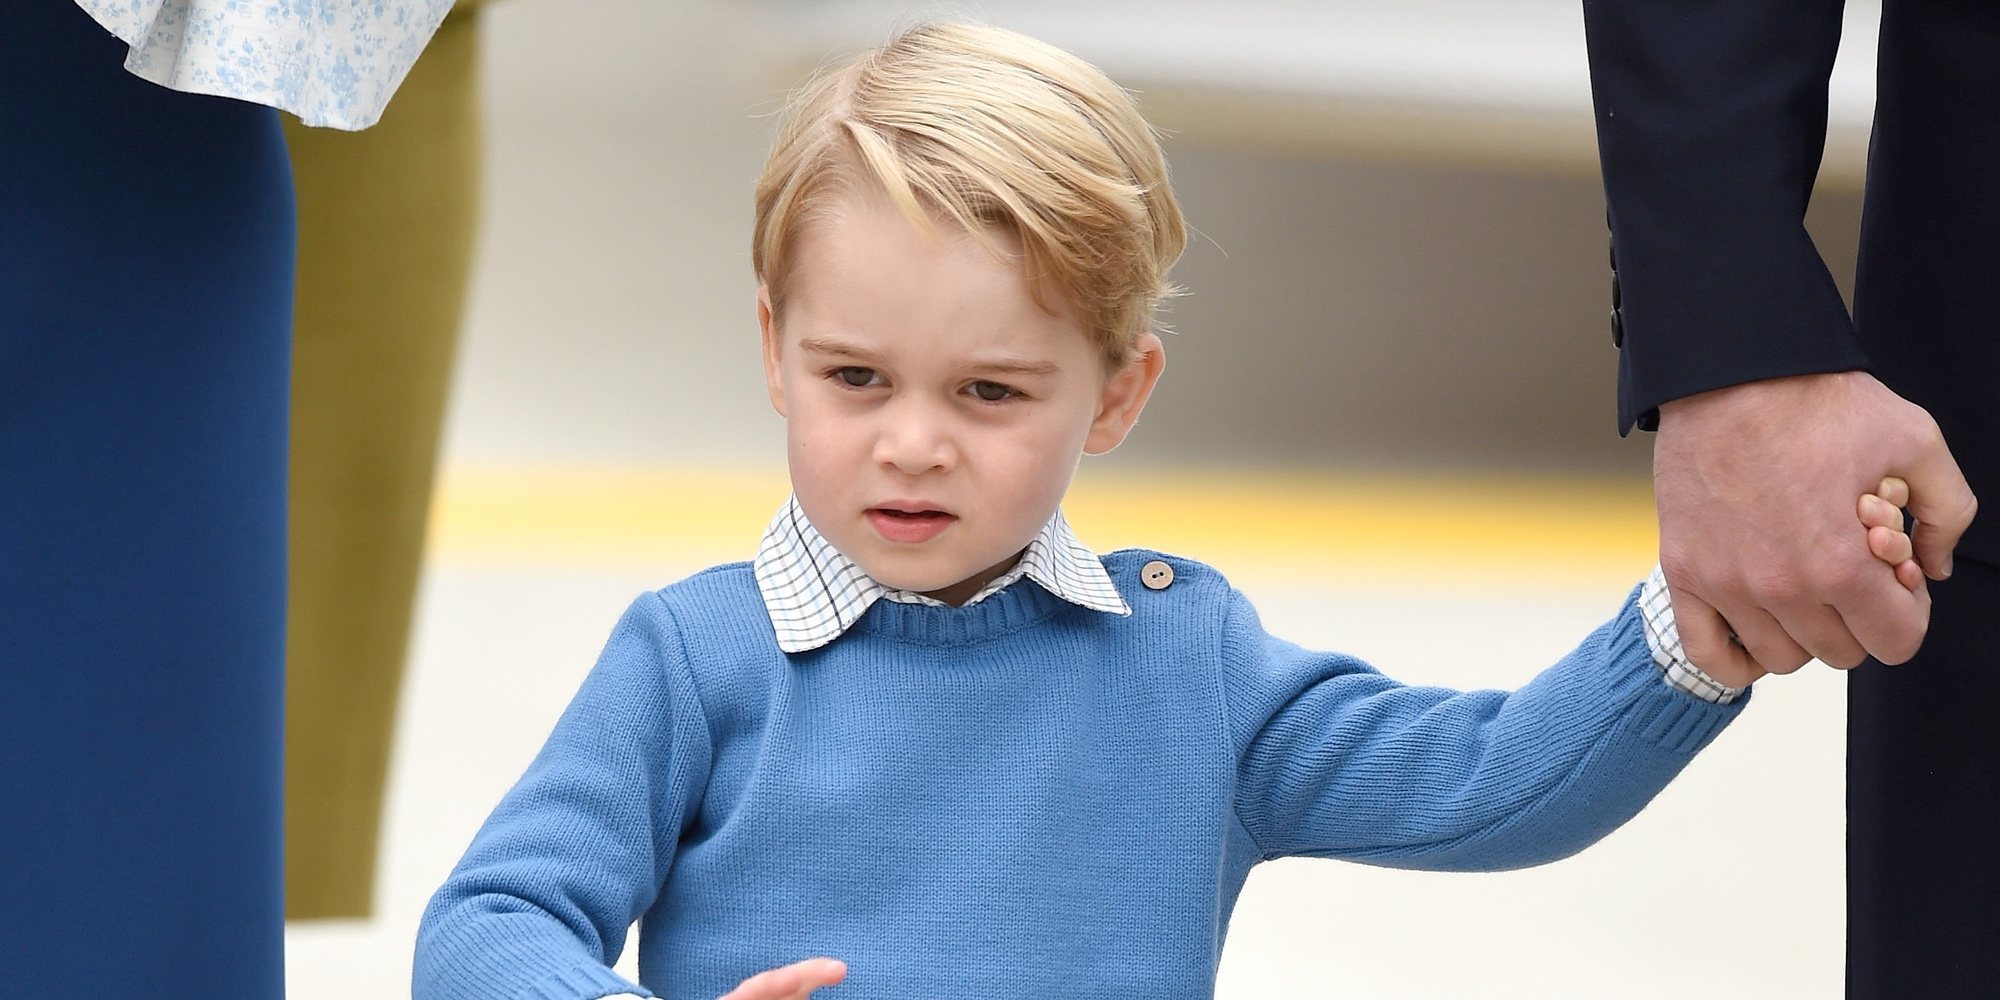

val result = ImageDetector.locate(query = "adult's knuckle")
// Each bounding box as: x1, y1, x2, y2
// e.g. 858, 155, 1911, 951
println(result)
1745, 567, 1805, 605
1951, 491, 1980, 527
1813, 557, 1867, 599
1680, 631, 1727, 665
1891, 402, 1942, 449
1867, 620, 1925, 665
1744, 637, 1809, 674
1919, 413, 1948, 450
1871, 635, 1917, 666
1658, 549, 1703, 590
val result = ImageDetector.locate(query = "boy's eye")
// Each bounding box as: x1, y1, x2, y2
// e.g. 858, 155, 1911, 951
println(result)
968, 381, 1017, 402
832, 367, 882, 388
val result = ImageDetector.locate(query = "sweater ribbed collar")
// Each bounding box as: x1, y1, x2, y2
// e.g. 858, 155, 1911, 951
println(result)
753, 495, 1131, 653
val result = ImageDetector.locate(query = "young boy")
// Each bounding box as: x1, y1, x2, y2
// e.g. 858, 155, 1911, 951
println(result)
414, 22, 1928, 1000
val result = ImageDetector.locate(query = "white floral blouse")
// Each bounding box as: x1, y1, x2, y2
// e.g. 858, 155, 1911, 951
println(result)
71, 0, 455, 130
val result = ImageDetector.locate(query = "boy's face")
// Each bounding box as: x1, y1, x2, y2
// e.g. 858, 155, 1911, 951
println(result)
760, 191, 1163, 605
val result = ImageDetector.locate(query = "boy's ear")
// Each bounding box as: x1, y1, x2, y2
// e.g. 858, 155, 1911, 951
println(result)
758, 285, 787, 417
1084, 332, 1165, 456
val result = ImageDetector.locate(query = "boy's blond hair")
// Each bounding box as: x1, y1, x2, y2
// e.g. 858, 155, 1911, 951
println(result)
752, 21, 1187, 365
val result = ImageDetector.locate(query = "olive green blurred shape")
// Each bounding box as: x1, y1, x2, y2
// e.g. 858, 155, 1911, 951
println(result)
283, 5, 485, 920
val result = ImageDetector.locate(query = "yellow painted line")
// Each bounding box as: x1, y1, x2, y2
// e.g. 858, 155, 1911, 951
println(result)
427, 464, 1660, 585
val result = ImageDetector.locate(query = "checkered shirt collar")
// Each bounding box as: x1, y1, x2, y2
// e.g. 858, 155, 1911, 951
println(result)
753, 495, 1131, 653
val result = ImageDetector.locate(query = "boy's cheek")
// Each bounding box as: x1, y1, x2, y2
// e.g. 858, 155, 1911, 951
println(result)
788, 422, 862, 479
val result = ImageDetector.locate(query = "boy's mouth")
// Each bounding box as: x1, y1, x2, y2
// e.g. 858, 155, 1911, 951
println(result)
866, 505, 957, 543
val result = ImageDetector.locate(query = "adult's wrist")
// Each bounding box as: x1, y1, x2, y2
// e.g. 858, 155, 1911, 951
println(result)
1655, 370, 1870, 429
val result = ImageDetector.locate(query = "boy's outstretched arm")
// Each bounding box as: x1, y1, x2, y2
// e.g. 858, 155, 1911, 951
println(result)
414, 595, 714, 1000
1222, 584, 1738, 873
1223, 477, 1923, 872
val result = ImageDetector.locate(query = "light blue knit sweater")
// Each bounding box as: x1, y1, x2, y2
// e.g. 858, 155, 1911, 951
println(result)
415, 550, 1744, 1000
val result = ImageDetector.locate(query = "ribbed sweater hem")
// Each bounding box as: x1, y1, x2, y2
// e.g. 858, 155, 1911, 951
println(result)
524, 963, 650, 999
1605, 592, 1747, 755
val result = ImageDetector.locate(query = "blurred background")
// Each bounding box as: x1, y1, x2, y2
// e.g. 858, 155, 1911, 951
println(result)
286, 1, 1882, 996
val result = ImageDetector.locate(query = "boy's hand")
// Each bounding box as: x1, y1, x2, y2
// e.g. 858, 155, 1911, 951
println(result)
718, 958, 847, 1000
1861, 476, 1930, 597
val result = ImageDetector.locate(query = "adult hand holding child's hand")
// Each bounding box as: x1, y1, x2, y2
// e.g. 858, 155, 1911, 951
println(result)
1652, 371, 1975, 686
718, 957, 847, 1000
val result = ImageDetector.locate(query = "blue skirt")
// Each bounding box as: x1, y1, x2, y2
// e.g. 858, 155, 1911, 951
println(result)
0, 4, 292, 995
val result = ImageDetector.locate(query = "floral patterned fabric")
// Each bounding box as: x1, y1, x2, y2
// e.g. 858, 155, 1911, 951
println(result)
72, 0, 455, 130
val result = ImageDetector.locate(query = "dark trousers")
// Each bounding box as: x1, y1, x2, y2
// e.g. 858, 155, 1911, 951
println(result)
1846, 1, 2000, 995
0, 3, 293, 995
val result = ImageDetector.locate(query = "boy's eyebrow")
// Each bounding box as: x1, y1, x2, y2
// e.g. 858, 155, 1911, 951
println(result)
796, 337, 881, 363
965, 358, 1062, 378
796, 336, 1062, 377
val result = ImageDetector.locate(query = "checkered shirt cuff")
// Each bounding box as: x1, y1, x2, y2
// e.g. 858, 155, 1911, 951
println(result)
1639, 565, 1745, 705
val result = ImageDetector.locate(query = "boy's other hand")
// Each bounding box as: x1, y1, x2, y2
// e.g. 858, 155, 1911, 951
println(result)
718, 957, 847, 1000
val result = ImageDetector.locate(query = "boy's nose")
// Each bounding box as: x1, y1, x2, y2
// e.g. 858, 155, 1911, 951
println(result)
872, 412, 956, 475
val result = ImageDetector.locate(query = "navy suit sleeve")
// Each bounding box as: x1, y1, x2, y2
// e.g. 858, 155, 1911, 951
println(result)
1582, 0, 1872, 433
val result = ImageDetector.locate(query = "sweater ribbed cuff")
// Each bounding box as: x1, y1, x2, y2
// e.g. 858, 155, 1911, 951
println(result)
1613, 589, 1747, 756
522, 963, 651, 1000
1631, 677, 1744, 754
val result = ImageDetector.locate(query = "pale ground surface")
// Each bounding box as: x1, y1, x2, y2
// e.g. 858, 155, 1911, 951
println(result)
284, 1, 1869, 995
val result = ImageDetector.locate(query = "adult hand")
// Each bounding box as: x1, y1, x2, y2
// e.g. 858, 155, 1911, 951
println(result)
1653, 371, 1976, 684
717, 957, 847, 1000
